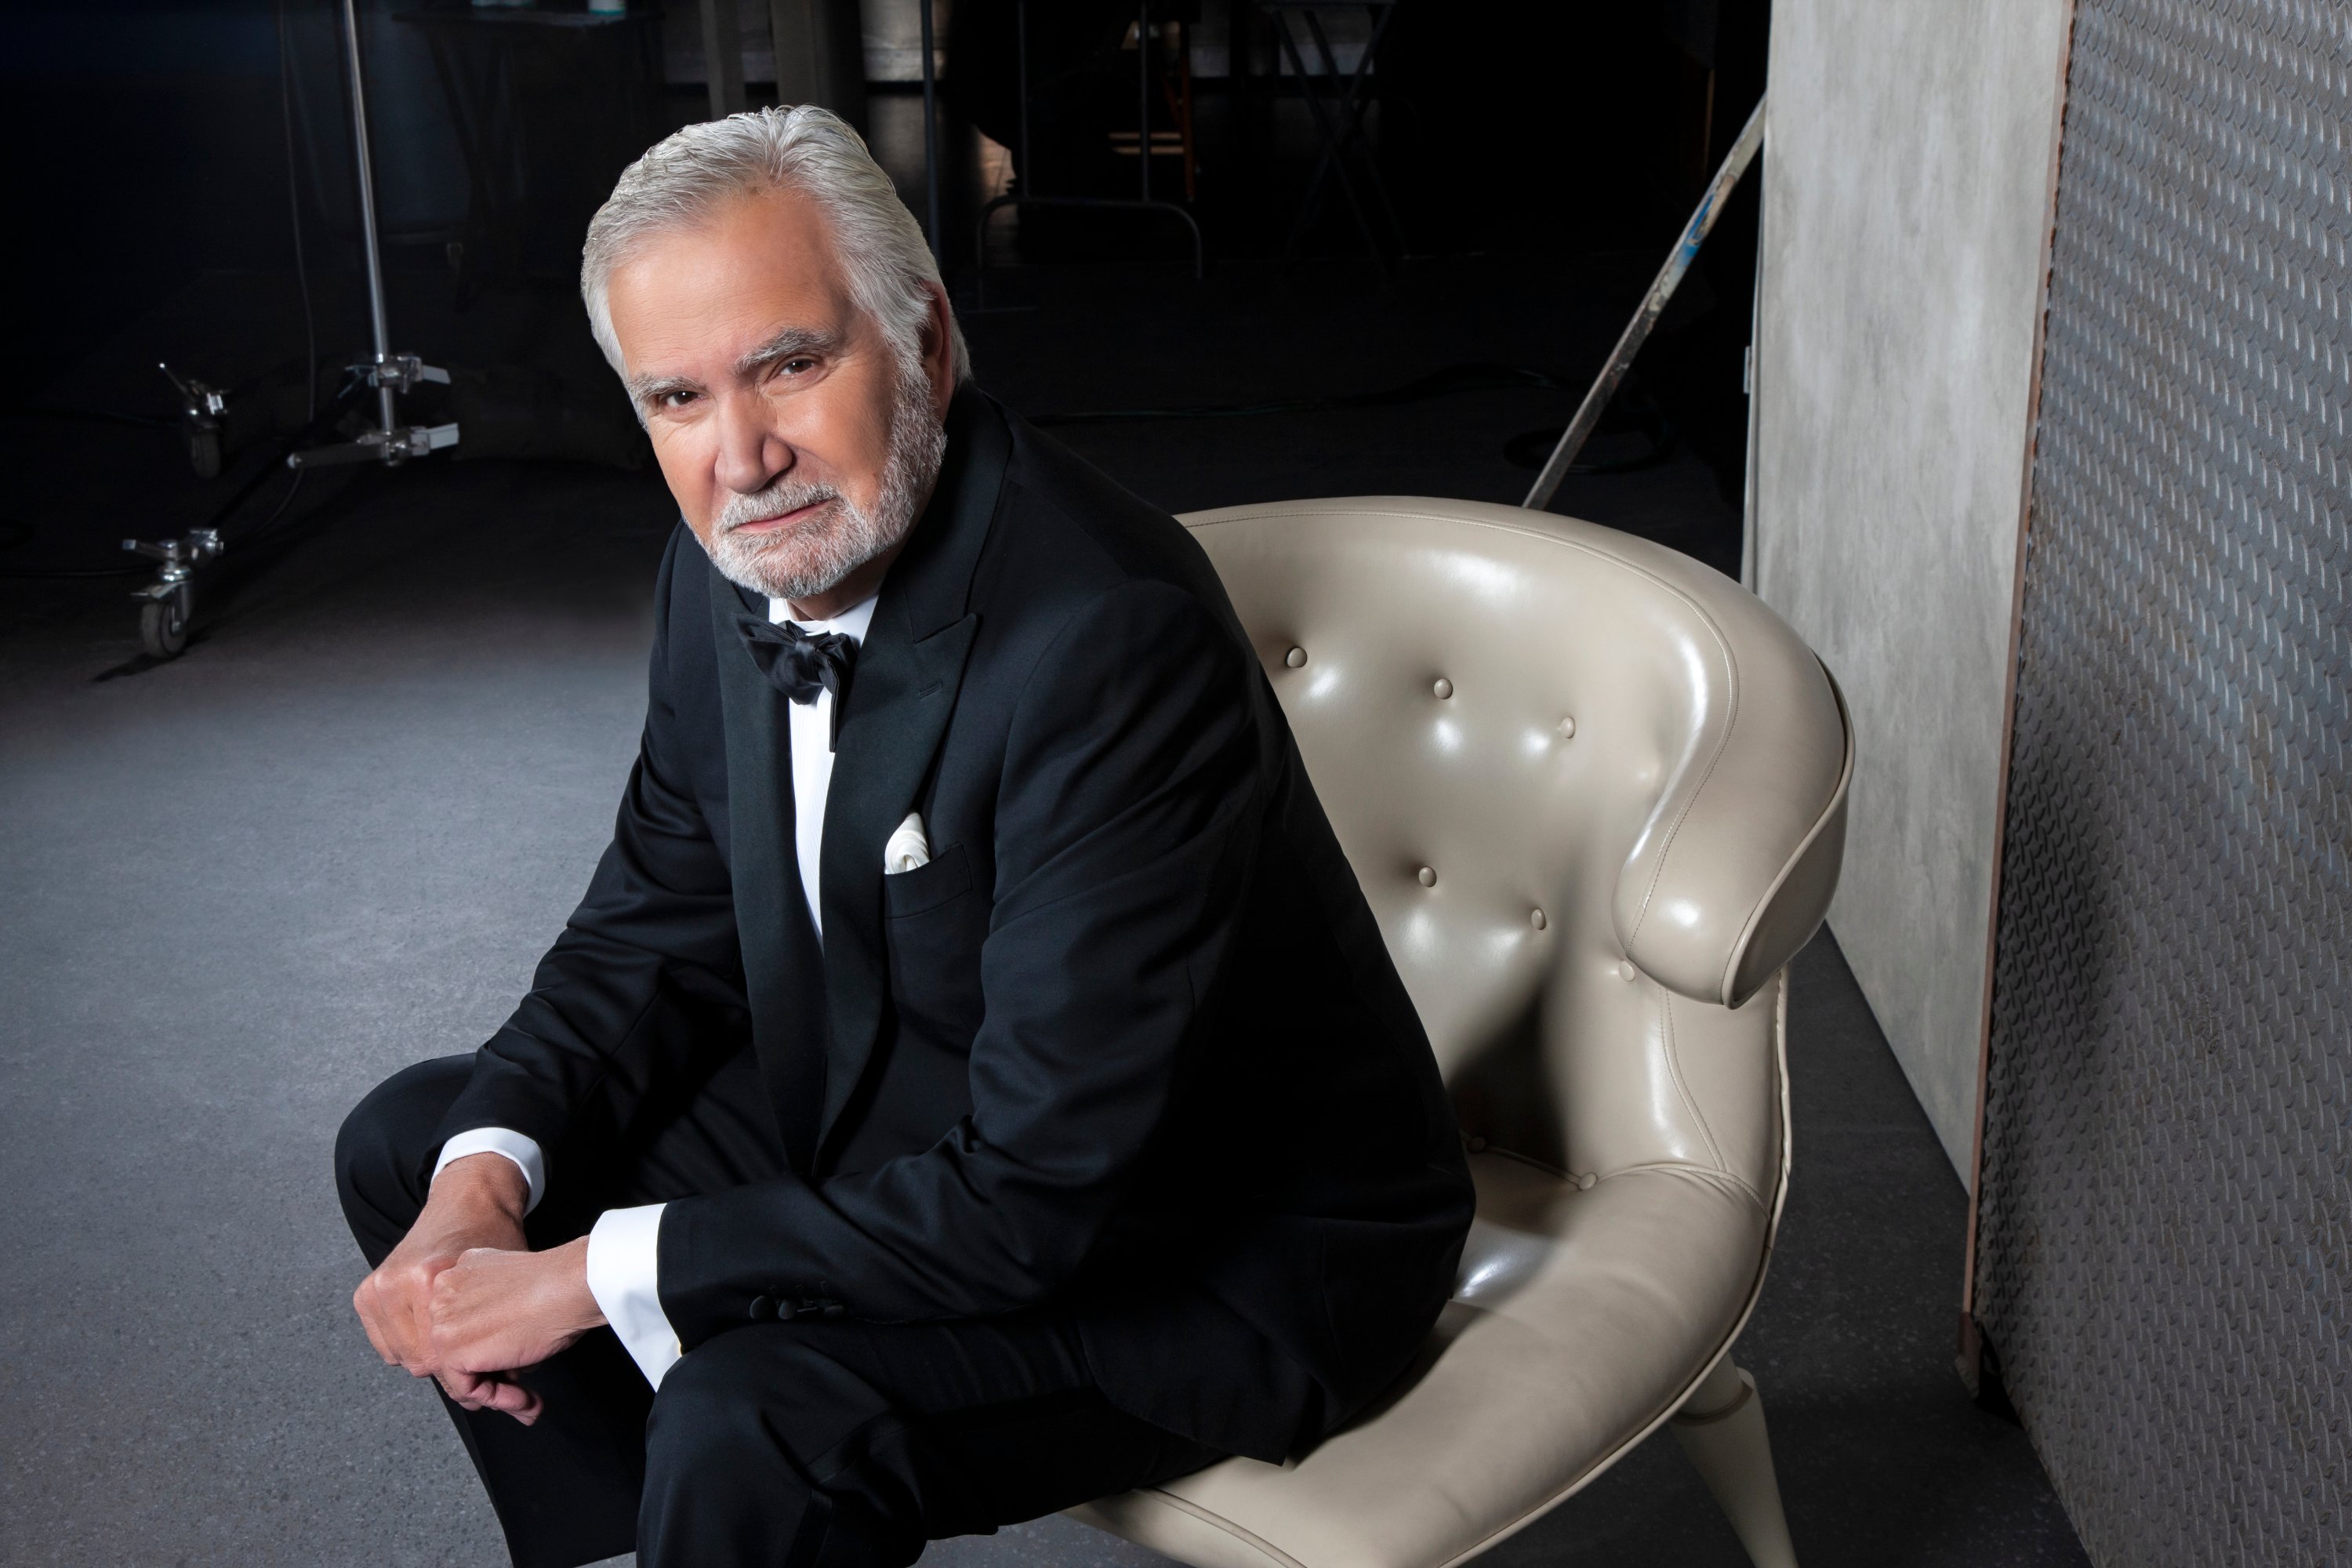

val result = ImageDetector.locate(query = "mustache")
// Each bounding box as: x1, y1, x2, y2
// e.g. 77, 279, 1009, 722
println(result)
716, 481, 843, 532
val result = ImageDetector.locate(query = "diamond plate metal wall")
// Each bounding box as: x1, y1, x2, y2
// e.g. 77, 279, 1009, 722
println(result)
1975, 2, 2352, 1564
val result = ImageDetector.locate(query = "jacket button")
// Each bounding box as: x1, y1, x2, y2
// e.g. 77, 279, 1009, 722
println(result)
747, 1295, 777, 1321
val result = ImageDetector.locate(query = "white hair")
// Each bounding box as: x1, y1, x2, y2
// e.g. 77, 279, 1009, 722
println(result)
581, 105, 970, 387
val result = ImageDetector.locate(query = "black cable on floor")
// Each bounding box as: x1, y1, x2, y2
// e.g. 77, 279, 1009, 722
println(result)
0, 373, 365, 581
0, 554, 153, 580
6, 20, 314, 454
277, 0, 318, 430
0, 405, 171, 431
1023, 362, 1577, 426
1025, 361, 1679, 477
207, 0, 325, 550
0, 506, 151, 577
5, 24, 331, 589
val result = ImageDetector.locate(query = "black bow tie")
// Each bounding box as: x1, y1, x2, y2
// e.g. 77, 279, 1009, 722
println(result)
735, 615, 858, 749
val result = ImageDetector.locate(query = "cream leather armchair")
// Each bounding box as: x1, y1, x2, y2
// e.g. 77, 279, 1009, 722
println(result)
1074, 499, 1853, 1568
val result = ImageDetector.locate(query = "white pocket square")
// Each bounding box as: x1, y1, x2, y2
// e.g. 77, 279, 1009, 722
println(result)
883, 811, 931, 874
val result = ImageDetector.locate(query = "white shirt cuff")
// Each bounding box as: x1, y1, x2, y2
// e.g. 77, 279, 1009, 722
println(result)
431, 1127, 546, 1214
587, 1203, 681, 1388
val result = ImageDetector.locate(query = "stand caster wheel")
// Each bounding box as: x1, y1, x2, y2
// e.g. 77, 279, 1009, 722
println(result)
140, 590, 190, 659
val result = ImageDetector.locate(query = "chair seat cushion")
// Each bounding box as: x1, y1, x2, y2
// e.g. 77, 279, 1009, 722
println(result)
1072, 1154, 1769, 1568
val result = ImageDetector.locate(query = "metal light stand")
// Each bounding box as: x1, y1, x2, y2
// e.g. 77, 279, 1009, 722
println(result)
920, 0, 943, 258
1523, 99, 1765, 514
289, 0, 462, 471
971, 0, 1205, 301
158, 362, 230, 478
121, 0, 459, 660
123, 528, 225, 658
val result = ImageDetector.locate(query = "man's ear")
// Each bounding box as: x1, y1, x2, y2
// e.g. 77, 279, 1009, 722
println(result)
920, 281, 957, 416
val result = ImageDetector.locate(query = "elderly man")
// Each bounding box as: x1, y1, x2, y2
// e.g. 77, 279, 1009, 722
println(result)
336, 107, 1472, 1568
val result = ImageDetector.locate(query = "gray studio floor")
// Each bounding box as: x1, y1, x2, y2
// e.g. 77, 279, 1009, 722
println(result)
1, 258, 2085, 1566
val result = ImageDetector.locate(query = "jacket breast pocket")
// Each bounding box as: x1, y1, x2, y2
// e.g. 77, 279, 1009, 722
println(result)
881, 843, 989, 1043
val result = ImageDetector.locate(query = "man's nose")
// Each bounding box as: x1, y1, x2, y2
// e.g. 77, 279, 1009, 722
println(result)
713, 396, 791, 498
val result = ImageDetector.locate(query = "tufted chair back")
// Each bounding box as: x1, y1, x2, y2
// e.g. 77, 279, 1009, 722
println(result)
1193, 497, 1849, 1195
1072, 497, 1850, 1568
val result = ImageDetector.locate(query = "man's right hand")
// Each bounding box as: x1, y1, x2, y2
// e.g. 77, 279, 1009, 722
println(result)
353, 1153, 544, 1424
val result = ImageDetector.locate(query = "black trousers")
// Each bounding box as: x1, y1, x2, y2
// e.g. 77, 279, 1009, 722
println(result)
335, 1051, 1221, 1568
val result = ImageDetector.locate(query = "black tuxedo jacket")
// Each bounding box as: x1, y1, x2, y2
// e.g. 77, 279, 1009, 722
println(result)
438, 390, 1473, 1461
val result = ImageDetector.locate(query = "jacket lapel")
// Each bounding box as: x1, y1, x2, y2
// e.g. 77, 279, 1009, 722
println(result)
812, 391, 1011, 1160
707, 568, 832, 1173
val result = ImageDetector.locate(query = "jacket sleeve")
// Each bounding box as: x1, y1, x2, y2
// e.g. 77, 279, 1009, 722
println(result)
431, 527, 746, 1172
654, 577, 1261, 1341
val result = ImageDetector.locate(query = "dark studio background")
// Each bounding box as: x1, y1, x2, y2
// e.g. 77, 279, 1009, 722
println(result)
0, 0, 1766, 586
0, 5, 2088, 1565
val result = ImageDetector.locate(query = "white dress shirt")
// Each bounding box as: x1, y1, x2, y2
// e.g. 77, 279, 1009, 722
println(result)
432, 589, 879, 1388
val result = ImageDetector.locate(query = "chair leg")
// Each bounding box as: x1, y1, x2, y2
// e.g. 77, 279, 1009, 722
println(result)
1671, 1357, 1798, 1568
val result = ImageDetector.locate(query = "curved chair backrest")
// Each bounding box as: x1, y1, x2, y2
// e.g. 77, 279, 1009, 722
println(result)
1183, 499, 1852, 1196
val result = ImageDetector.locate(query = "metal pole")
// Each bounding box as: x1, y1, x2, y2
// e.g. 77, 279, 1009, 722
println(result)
1138, 2, 1151, 202
339, 0, 396, 435
699, 0, 746, 118
1523, 97, 1766, 512
919, 0, 942, 260
1740, 237, 1765, 590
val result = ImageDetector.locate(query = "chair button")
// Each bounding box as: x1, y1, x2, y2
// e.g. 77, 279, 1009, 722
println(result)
1617, 960, 1639, 981
1530, 908, 1547, 930
1417, 866, 1437, 887
1432, 677, 1454, 699
1285, 645, 1308, 668
1559, 715, 1577, 739
748, 1295, 777, 1321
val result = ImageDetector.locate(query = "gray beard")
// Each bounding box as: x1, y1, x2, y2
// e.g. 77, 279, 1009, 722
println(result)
705, 374, 946, 604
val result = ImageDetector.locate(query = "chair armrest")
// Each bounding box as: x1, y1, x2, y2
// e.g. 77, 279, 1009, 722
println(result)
1614, 622, 1853, 1009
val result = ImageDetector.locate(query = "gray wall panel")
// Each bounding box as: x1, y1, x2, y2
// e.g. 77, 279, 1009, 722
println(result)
1755, 0, 2072, 1176
1976, 2, 2352, 1559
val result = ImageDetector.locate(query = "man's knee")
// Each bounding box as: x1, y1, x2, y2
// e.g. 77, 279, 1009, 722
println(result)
648, 1327, 864, 1472
644, 1327, 915, 1544
644, 1326, 935, 1566
334, 1054, 474, 1260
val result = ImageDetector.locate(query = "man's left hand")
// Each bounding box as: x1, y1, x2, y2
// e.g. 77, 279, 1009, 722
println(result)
429, 1236, 606, 1385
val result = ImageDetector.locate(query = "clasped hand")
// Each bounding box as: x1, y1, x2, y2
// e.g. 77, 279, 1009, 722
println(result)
351, 1154, 606, 1425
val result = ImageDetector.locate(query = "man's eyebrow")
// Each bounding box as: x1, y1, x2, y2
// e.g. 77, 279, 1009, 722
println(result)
733, 325, 841, 376
623, 328, 842, 405
626, 372, 700, 405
